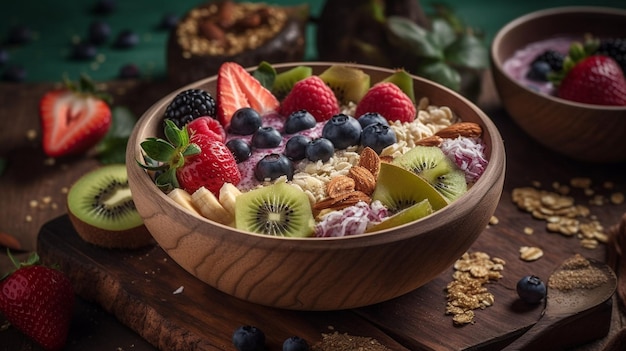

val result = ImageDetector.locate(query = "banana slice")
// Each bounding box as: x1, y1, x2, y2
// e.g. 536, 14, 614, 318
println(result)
168, 188, 203, 218
191, 186, 234, 226
219, 182, 242, 217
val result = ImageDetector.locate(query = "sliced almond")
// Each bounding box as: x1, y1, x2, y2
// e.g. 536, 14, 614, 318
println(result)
415, 135, 444, 147
435, 122, 482, 139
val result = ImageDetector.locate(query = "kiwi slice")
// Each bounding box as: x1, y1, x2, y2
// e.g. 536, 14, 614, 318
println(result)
67, 164, 151, 249
272, 65, 312, 99
372, 162, 448, 213
392, 145, 467, 202
235, 182, 315, 237
382, 69, 416, 104
366, 199, 432, 233
319, 65, 371, 104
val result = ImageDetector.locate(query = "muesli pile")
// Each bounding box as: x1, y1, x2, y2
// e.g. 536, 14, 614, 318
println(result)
138, 61, 489, 237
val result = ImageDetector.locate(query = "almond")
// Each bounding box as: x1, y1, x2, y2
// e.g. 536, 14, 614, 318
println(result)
217, 0, 236, 28
358, 147, 381, 178
348, 166, 376, 195
415, 135, 443, 147
313, 191, 371, 212
435, 122, 482, 139
198, 20, 225, 42
326, 175, 356, 198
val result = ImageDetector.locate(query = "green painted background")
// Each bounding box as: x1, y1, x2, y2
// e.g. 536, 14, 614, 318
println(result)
2, 0, 625, 83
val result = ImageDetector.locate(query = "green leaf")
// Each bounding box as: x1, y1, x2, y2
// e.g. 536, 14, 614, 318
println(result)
253, 61, 277, 90
96, 106, 138, 164
140, 139, 176, 162
164, 119, 187, 148
183, 143, 201, 157
430, 18, 457, 49
444, 33, 489, 70
386, 16, 443, 60
155, 168, 179, 192
416, 61, 461, 92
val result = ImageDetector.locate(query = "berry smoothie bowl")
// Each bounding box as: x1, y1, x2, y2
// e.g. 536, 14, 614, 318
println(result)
491, 6, 626, 163
126, 62, 505, 310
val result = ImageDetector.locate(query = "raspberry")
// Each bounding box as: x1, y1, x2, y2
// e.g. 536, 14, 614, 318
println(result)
280, 76, 339, 122
164, 89, 217, 128
355, 82, 416, 123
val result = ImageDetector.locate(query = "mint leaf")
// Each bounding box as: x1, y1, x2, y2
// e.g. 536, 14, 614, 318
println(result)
445, 33, 488, 70
387, 16, 443, 60
96, 106, 138, 164
416, 61, 461, 92
430, 18, 457, 49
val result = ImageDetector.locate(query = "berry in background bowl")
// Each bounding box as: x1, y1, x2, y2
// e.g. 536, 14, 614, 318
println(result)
126, 62, 505, 310
491, 6, 626, 163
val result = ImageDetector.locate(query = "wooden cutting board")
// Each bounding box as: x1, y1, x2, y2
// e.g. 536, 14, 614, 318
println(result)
36, 210, 613, 351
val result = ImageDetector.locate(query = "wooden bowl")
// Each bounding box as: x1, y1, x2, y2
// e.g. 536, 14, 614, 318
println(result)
126, 62, 506, 310
491, 6, 626, 163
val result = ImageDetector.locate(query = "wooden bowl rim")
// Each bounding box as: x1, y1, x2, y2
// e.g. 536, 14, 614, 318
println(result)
491, 6, 626, 111
127, 62, 505, 247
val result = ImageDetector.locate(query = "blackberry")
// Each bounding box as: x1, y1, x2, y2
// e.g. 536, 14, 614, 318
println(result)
526, 50, 564, 82
597, 37, 626, 74
163, 89, 217, 128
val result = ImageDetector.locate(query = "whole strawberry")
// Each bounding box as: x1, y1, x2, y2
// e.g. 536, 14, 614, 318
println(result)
557, 55, 626, 106
0, 252, 74, 351
39, 74, 112, 157
280, 76, 340, 122
355, 82, 416, 123
139, 120, 241, 195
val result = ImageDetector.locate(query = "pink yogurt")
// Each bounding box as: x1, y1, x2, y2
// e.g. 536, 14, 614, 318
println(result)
225, 112, 324, 190
502, 36, 579, 95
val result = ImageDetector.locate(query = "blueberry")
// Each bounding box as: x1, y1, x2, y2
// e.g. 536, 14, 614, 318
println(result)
361, 123, 396, 154
516, 275, 547, 304
2, 65, 26, 82
226, 139, 252, 163
283, 336, 310, 351
119, 63, 141, 79
305, 138, 334, 163
321, 113, 361, 150
6, 25, 33, 45
71, 42, 98, 61
255, 154, 294, 181
0, 48, 9, 65
526, 60, 552, 82
229, 107, 262, 135
89, 20, 111, 45
113, 29, 139, 49
357, 112, 389, 129
284, 110, 317, 134
251, 127, 282, 149
284, 135, 311, 161
232, 325, 265, 351
159, 13, 179, 30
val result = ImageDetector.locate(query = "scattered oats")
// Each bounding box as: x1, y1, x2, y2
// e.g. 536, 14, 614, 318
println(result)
312, 332, 392, 351
173, 286, 184, 294
60, 187, 69, 194
580, 239, 599, 249
51, 203, 58, 210
589, 195, 605, 206
489, 215, 499, 225
445, 252, 504, 325
584, 188, 595, 196
523, 227, 534, 235
603, 181, 614, 190
41, 196, 52, 204
531, 180, 542, 188
555, 184, 570, 195
25, 215, 32, 222
25, 129, 37, 141
519, 246, 543, 261
29, 200, 38, 208
43, 158, 55, 166
570, 177, 592, 189
611, 192, 624, 205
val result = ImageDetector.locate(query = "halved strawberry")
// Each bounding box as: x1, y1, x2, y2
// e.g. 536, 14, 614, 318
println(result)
39, 75, 112, 157
216, 62, 279, 127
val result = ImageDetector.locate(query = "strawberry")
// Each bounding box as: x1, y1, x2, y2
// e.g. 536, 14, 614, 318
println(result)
139, 120, 241, 195
355, 82, 416, 123
557, 55, 626, 106
280, 75, 340, 122
0, 252, 74, 351
39, 74, 112, 157
216, 62, 279, 127
186, 116, 226, 143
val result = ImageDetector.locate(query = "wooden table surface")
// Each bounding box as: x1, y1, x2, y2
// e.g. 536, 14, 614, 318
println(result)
1, 73, 626, 350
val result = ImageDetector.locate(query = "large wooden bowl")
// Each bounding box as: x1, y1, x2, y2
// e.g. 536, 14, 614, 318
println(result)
126, 62, 506, 310
491, 6, 626, 163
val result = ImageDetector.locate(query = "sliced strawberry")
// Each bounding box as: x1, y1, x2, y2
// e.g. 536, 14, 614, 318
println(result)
39, 76, 112, 157
216, 62, 279, 127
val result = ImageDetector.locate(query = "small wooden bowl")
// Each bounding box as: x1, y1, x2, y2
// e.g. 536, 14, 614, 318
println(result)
126, 62, 506, 310
491, 6, 626, 163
